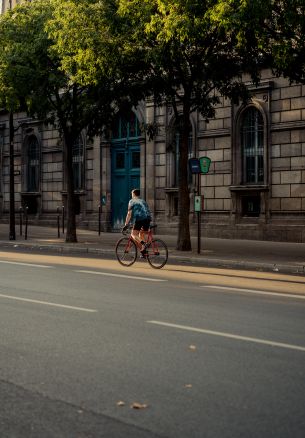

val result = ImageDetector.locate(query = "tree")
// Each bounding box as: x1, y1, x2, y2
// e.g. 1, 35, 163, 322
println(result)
114, 0, 263, 250
0, 0, 130, 242
47, 0, 261, 250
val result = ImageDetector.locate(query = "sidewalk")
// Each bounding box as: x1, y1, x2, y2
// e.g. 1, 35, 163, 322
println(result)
0, 223, 304, 275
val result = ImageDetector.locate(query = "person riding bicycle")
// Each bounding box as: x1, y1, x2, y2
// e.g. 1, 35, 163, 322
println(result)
122, 189, 151, 256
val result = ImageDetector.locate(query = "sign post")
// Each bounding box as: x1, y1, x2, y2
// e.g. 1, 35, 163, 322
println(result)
188, 156, 211, 254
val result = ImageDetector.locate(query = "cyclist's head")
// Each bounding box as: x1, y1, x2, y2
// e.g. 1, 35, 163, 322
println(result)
131, 189, 140, 198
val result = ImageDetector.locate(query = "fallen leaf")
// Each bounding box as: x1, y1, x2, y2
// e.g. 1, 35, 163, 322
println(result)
130, 402, 148, 409
184, 384, 192, 388
117, 401, 126, 407
189, 345, 197, 351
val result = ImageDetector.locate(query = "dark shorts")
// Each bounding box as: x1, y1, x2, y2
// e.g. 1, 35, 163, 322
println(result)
133, 218, 151, 231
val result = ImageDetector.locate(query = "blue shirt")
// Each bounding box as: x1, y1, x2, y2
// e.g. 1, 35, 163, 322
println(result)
128, 197, 151, 222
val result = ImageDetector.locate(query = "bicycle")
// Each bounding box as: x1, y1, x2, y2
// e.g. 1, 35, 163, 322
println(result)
115, 224, 168, 269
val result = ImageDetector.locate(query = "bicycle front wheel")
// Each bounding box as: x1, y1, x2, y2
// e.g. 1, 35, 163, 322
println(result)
146, 239, 168, 269
115, 237, 137, 266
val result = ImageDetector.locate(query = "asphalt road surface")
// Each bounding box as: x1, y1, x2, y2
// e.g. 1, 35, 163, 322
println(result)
0, 250, 304, 438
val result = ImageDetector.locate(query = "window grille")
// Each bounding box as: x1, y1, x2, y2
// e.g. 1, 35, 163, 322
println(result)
240, 107, 264, 184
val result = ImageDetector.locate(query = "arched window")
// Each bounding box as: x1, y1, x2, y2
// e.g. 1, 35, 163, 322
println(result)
112, 111, 141, 140
27, 136, 40, 192
72, 135, 84, 191
240, 107, 264, 184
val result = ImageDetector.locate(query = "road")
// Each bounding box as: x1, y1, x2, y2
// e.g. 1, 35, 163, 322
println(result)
0, 250, 304, 438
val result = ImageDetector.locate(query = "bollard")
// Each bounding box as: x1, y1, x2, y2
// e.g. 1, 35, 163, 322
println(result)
62, 205, 65, 234
19, 207, 23, 236
24, 206, 28, 240
98, 204, 101, 235
57, 206, 60, 238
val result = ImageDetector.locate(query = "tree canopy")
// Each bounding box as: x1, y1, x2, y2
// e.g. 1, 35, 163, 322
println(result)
1, 0, 301, 249
0, 0, 135, 242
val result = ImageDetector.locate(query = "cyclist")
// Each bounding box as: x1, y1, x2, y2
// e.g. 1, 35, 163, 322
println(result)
122, 189, 151, 256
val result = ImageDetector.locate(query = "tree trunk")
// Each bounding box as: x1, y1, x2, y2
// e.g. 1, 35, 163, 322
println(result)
176, 109, 191, 251
63, 134, 77, 243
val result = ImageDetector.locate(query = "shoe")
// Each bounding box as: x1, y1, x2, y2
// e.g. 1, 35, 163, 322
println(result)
140, 249, 148, 258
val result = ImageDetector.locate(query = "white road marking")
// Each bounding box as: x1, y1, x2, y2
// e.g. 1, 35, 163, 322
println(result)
0, 260, 52, 268
0, 293, 97, 313
147, 320, 305, 352
75, 270, 167, 282
201, 285, 305, 300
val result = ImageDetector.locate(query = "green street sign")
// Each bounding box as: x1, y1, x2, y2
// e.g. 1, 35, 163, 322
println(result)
199, 156, 211, 174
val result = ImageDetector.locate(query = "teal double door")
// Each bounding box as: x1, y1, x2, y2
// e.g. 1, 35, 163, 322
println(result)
111, 139, 140, 229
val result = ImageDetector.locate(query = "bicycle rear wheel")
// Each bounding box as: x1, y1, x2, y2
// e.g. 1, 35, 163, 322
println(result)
115, 237, 137, 266
146, 239, 168, 269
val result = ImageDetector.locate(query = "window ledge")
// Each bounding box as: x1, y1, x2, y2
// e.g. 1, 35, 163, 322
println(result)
21, 192, 41, 196
164, 187, 178, 193
229, 185, 269, 192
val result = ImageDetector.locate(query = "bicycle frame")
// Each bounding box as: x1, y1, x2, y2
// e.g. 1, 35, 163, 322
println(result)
116, 224, 168, 268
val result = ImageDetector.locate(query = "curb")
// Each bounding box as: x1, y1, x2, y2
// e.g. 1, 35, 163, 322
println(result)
0, 240, 303, 276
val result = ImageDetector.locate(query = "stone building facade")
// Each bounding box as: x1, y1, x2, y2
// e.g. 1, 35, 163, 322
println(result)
0, 68, 305, 242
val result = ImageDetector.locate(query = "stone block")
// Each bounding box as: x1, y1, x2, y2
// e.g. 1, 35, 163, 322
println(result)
281, 85, 302, 99
215, 186, 230, 199
206, 119, 224, 130
291, 184, 305, 197
214, 199, 224, 210
214, 174, 224, 186
281, 170, 302, 184
272, 157, 290, 170
271, 112, 280, 123
215, 136, 231, 149
270, 198, 281, 210
202, 187, 215, 199
155, 166, 165, 177
272, 89, 280, 100
271, 99, 291, 111
291, 97, 305, 110
272, 145, 280, 158
215, 107, 231, 119
215, 161, 231, 172
205, 199, 216, 210
223, 198, 231, 211
291, 157, 305, 169
291, 130, 305, 143
223, 118, 231, 129
281, 110, 301, 122
281, 143, 301, 157
223, 149, 231, 161
281, 198, 301, 210
200, 138, 215, 151
206, 149, 224, 162
271, 131, 291, 144
224, 174, 231, 186
271, 172, 281, 184
272, 184, 290, 197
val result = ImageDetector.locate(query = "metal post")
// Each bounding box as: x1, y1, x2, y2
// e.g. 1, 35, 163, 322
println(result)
9, 112, 15, 240
98, 205, 101, 235
57, 206, 60, 238
62, 205, 65, 234
197, 174, 201, 254
24, 206, 28, 240
19, 207, 23, 236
